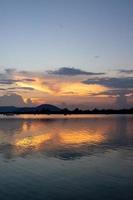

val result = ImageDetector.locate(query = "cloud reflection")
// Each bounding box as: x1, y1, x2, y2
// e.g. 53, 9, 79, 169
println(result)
0, 115, 132, 160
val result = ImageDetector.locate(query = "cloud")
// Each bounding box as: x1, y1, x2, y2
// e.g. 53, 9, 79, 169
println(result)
83, 77, 133, 108
0, 93, 33, 107
0, 68, 35, 86
22, 78, 35, 82
94, 56, 100, 58
83, 77, 133, 89
115, 93, 128, 109
0, 67, 132, 109
5, 68, 16, 75
17, 70, 37, 77
47, 67, 105, 76
91, 89, 133, 96
0, 94, 25, 107
118, 69, 133, 74
0, 79, 35, 85
8, 87, 35, 91
0, 79, 17, 85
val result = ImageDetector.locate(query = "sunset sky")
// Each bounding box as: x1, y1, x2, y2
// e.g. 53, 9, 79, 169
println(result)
0, 0, 133, 109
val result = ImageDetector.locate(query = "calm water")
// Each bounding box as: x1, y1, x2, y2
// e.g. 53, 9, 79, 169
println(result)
0, 114, 133, 200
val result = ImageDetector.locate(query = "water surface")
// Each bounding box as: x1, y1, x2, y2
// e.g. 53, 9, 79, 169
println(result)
0, 115, 133, 200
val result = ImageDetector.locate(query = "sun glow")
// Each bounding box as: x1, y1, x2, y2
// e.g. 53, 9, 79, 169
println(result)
17, 79, 107, 97
59, 83, 107, 96
17, 78, 53, 94
10, 71, 110, 106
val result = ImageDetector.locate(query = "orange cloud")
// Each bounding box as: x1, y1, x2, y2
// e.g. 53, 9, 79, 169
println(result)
1, 68, 121, 108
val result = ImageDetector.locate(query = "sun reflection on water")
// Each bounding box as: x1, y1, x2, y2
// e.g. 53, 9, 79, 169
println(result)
0, 115, 132, 159
15, 131, 106, 149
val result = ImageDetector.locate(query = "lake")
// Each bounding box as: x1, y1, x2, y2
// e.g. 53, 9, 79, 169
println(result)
0, 114, 133, 200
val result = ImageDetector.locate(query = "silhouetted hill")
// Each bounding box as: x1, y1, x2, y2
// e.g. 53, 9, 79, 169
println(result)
0, 106, 16, 113
0, 104, 133, 115
36, 104, 61, 112
0, 104, 61, 114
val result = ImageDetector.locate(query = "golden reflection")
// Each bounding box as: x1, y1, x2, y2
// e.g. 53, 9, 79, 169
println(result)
61, 132, 105, 144
16, 134, 51, 149
0, 115, 132, 159
22, 123, 29, 132
0, 116, 115, 154
15, 129, 106, 150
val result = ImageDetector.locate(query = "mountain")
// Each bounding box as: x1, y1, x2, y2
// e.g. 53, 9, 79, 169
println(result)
0, 104, 132, 114
0, 104, 61, 114
0, 106, 17, 113
36, 104, 61, 112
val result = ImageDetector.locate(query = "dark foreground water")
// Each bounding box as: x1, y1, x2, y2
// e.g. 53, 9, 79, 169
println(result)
0, 114, 133, 200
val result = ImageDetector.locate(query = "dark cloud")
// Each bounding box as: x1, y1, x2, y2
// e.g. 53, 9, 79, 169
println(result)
0, 79, 17, 85
47, 67, 105, 76
22, 78, 35, 82
89, 89, 132, 109
5, 68, 16, 74
0, 68, 35, 83
94, 56, 100, 58
83, 77, 133, 108
83, 77, 133, 88
94, 89, 133, 95
0, 78, 35, 85
118, 69, 133, 74
8, 87, 34, 91
18, 70, 35, 76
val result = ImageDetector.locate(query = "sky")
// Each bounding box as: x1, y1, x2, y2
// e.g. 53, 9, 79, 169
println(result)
0, 0, 133, 108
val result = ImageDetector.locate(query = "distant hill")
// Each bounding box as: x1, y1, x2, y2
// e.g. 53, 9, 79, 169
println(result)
0, 106, 16, 113
0, 104, 132, 114
36, 104, 61, 112
0, 104, 61, 114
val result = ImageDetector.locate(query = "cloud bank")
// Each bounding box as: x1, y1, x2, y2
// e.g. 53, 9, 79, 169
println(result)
83, 77, 133, 89
0, 94, 24, 107
118, 69, 133, 74
0, 67, 132, 108
47, 67, 105, 76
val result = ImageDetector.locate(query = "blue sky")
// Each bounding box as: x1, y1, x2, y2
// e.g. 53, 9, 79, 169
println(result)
0, 0, 133, 72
